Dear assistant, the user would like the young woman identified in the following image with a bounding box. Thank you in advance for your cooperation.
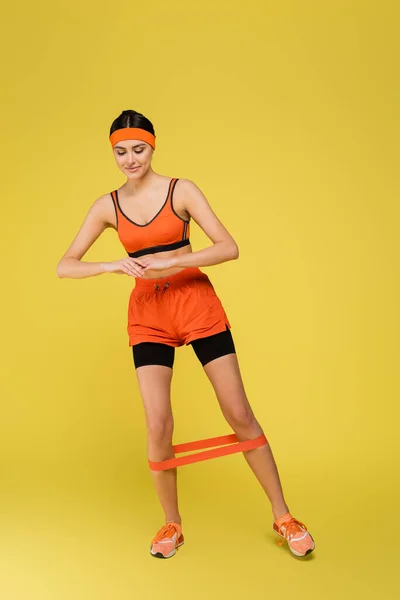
[57,109,315,560]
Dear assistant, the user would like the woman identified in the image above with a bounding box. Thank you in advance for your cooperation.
[57,109,315,560]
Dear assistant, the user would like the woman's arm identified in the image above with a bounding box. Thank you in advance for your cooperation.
[170,179,239,269]
[56,195,113,279]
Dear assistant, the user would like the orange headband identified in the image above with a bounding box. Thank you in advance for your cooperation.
[109,127,156,150]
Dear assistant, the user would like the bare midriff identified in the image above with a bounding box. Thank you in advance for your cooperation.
[138,242,194,279]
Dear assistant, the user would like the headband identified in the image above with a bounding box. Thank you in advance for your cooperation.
[109,127,156,150]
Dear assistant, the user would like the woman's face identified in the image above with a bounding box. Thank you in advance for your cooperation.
[113,140,154,178]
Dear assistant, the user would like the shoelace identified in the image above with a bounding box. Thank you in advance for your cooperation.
[154,282,171,294]
[276,517,308,547]
[152,522,181,544]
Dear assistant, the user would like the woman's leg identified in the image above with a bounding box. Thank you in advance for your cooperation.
[201,352,290,521]
[135,362,182,525]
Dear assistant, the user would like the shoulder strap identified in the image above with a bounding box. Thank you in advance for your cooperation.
[110,190,117,206]
[110,191,119,228]
[168,178,179,204]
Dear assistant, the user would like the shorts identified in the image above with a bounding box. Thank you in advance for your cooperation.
[128,266,232,346]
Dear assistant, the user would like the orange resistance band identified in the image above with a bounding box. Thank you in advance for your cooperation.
[148,432,268,471]
[109,128,156,150]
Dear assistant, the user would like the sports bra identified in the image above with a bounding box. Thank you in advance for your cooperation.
[110,178,191,259]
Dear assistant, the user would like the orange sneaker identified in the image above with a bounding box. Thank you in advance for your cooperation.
[273,513,315,557]
[150,522,184,559]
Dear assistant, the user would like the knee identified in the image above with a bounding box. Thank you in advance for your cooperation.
[147,415,174,446]
[224,404,256,430]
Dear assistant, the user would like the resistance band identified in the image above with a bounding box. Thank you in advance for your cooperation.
[148,432,268,471]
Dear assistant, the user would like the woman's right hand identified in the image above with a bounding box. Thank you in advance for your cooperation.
[103,257,147,277]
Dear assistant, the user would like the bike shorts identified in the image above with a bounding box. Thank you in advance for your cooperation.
[132,325,236,369]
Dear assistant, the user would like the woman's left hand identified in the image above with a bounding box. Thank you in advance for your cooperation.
[140,256,176,272]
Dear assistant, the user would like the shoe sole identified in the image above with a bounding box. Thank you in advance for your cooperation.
[150,539,184,559]
[274,530,315,557]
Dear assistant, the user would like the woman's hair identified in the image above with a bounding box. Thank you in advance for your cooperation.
[109,109,155,137]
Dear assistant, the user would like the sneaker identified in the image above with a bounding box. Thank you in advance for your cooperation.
[150,522,184,559]
[273,513,315,557]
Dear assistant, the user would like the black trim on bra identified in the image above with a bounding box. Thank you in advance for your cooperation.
[115,179,174,227]
[170,178,190,224]
[128,239,191,258]
[110,192,118,229]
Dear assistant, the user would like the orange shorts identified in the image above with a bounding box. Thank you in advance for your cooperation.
[127,267,231,347]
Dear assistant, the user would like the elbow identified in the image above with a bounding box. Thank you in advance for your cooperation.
[56,259,66,278]
[229,243,239,260]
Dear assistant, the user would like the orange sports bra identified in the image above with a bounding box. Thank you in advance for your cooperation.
[110,178,191,259]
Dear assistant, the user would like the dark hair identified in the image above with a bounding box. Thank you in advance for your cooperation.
[109,109,155,137]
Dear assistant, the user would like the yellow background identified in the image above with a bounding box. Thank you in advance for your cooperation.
[0,1,398,598]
